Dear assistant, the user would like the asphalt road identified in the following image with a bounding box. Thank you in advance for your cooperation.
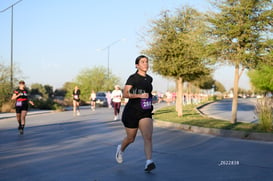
[199,98,258,123]
[1,105,273,181]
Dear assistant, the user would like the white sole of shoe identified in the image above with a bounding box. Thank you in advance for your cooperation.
[115,145,123,164]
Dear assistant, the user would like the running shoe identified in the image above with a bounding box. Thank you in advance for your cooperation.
[18,126,24,135]
[18,125,21,134]
[115,144,123,163]
[77,111,80,116]
[144,160,156,172]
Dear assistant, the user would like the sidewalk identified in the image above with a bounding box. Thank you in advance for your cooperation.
[0,103,166,120]
[0,110,53,120]
[198,98,258,123]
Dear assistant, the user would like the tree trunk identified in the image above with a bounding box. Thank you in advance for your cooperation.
[175,80,179,112]
[231,64,240,124]
[176,77,183,117]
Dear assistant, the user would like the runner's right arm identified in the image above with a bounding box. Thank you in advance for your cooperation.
[123,85,148,99]
[11,91,21,100]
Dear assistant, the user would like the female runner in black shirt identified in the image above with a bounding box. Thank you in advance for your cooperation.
[115,55,156,172]
[11,80,34,135]
[72,86,81,116]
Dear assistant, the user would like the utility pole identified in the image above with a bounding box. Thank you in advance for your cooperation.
[97,38,126,79]
[0,0,23,90]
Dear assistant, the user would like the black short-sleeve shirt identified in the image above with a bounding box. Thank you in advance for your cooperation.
[13,88,29,103]
[125,72,153,110]
[72,89,81,101]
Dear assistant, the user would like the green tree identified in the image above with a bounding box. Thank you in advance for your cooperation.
[30,83,60,110]
[143,7,211,116]
[44,85,54,99]
[248,64,273,93]
[63,81,77,104]
[0,63,22,111]
[54,88,67,97]
[193,75,226,96]
[207,0,273,123]
[193,75,215,90]
[0,63,12,108]
[72,66,120,101]
[30,83,48,99]
[214,81,226,93]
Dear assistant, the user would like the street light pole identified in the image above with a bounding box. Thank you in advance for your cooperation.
[98,38,126,79]
[107,46,110,78]
[0,0,23,90]
[10,5,14,90]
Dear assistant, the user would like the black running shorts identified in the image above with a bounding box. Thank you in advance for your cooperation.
[122,105,153,129]
[15,101,28,113]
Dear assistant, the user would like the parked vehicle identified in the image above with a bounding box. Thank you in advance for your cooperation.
[96,92,108,107]
[152,95,158,103]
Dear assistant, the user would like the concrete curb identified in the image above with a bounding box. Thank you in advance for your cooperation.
[0,110,53,120]
[154,120,273,142]
[195,101,215,115]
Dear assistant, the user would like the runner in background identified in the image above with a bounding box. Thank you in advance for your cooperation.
[111,85,123,120]
[90,90,96,111]
[11,80,34,135]
[106,91,112,109]
[72,86,81,116]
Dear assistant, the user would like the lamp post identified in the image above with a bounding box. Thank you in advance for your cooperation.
[0,0,23,90]
[97,38,126,79]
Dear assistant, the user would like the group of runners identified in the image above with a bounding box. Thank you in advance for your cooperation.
[71,85,123,120]
[11,55,156,172]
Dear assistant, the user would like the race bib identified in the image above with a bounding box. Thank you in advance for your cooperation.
[74,95,79,99]
[140,98,152,110]
[16,101,22,107]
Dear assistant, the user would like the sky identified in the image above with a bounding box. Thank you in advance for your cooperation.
[0,0,251,92]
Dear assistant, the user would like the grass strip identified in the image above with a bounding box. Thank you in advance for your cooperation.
[154,104,273,133]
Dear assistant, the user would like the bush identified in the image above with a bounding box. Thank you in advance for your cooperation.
[52,103,65,111]
[1,101,15,113]
[33,98,65,111]
[256,98,273,132]
[33,99,54,110]
[208,95,217,102]
[0,98,65,112]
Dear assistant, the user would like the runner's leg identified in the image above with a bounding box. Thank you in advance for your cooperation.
[73,100,76,114]
[16,113,21,127]
[120,127,138,152]
[114,102,118,116]
[76,101,80,115]
[139,118,153,160]
[139,117,156,171]
[117,102,121,115]
[77,101,80,111]
[20,110,27,128]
